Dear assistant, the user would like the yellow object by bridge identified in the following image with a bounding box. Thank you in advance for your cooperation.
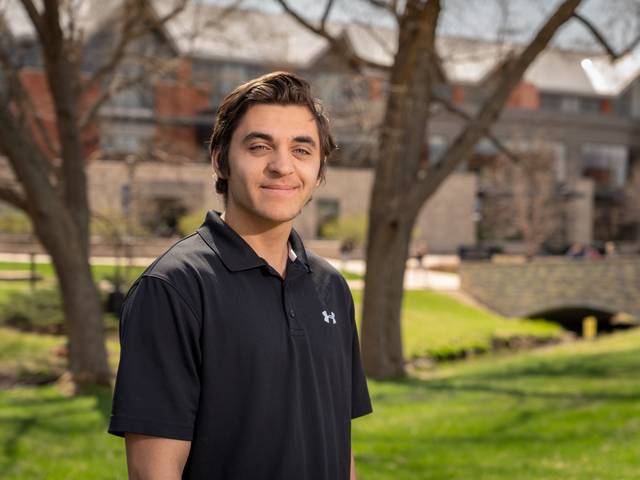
[582,316,598,340]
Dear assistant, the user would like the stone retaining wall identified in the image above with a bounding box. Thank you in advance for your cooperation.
[459,257,640,318]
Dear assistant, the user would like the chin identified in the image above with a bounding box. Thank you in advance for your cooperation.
[252,200,304,224]
[259,207,301,224]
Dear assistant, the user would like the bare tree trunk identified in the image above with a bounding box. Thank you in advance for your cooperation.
[59,264,111,387]
[0,99,110,389]
[32,207,111,388]
[0,0,190,390]
[361,209,416,377]
[360,0,441,378]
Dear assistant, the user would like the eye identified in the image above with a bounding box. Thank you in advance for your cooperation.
[249,144,269,152]
[293,148,311,156]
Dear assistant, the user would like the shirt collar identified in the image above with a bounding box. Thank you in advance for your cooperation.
[288,243,297,262]
[197,210,311,273]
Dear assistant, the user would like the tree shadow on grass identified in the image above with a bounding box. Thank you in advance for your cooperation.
[0,384,114,474]
[463,350,640,382]
[0,416,37,474]
[403,380,640,402]
[374,346,640,404]
[85,384,114,424]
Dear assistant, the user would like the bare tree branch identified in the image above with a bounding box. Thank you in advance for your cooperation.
[404,0,582,212]
[0,18,60,159]
[276,0,390,71]
[79,56,181,130]
[0,101,59,220]
[367,0,401,23]
[431,94,521,164]
[320,0,335,31]
[352,21,396,59]
[0,180,28,211]
[573,12,640,60]
[18,0,45,40]
[81,0,188,96]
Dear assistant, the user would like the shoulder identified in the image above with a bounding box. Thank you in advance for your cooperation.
[129,232,221,318]
[143,232,218,280]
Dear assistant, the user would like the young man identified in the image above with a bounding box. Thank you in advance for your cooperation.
[108,72,372,479]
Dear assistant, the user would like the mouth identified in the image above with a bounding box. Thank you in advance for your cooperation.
[260,185,300,193]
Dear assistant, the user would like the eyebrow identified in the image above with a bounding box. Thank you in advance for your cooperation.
[292,135,317,148]
[241,131,317,149]
[242,132,273,144]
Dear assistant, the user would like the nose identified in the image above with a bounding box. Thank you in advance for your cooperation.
[267,147,295,176]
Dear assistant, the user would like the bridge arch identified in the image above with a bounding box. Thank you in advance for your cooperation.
[459,257,640,326]
[526,305,619,334]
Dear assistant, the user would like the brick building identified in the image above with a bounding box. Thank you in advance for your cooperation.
[3,2,640,253]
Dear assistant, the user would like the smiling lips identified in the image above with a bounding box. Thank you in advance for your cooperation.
[260,184,299,192]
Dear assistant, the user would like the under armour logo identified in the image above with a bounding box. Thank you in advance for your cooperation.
[322,310,336,324]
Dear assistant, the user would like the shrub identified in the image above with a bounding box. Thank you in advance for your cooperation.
[0,288,65,334]
[177,209,209,236]
[0,287,120,335]
[319,214,368,246]
[0,204,32,234]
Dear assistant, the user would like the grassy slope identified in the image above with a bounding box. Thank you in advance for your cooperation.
[0,265,631,479]
[352,290,562,359]
[0,385,124,479]
[1,328,639,479]
[354,329,640,479]
[0,328,65,383]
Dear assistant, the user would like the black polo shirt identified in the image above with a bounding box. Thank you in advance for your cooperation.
[108,210,372,479]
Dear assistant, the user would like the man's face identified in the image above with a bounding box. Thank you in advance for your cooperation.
[216,104,322,226]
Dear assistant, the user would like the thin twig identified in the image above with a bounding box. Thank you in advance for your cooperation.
[573,12,640,60]
[431,93,520,164]
[276,0,390,71]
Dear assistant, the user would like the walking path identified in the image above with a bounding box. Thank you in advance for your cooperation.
[0,252,462,291]
[327,257,460,291]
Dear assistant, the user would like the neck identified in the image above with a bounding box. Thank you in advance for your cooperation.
[221,207,292,277]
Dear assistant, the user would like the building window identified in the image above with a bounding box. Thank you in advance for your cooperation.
[108,87,154,110]
[100,122,154,153]
[313,73,367,109]
[540,93,600,114]
[553,143,568,183]
[428,136,447,166]
[630,81,640,119]
[560,96,581,113]
[194,62,263,106]
[582,143,628,189]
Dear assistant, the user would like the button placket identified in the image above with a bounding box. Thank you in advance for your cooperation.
[283,279,304,337]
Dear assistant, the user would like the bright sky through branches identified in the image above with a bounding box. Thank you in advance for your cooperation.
[199,0,640,54]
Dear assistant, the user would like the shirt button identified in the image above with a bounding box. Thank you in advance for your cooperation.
[289,309,295,318]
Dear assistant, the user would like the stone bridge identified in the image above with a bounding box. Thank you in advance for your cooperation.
[459,257,640,325]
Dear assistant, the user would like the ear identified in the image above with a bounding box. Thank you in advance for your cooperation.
[314,159,324,188]
[211,148,226,179]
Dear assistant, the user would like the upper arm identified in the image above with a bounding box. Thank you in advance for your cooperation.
[108,275,202,441]
[125,433,192,480]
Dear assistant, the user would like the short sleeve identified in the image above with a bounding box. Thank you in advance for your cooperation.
[108,275,202,441]
[347,289,373,419]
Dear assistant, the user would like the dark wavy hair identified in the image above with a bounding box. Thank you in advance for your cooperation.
[208,71,336,201]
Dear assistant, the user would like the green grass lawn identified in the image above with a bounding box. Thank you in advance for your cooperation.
[0,273,632,479]
[353,328,640,479]
[341,270,364,281]
[0,328,66,384]
[1,328,639,479]
[0,261,146,287]
[352,290,562,360]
